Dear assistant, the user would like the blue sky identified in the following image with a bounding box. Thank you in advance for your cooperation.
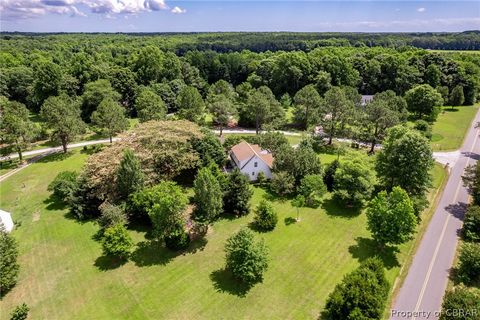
[1,1,479,32]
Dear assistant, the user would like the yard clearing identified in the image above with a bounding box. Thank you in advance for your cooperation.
[430,105,479,151]
[0,150,446,319]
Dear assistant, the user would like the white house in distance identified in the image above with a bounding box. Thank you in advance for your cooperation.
[0,209,14,233]
[229,141,273,181]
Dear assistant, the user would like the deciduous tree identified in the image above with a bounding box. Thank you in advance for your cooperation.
[91,98,129,143]
[135,87,167,122]
[224,228,269,285]
[101,224,133,260]
[405,84,443,120]
[449,85,465,107]
[333,157,376,207]
[361,90,408,153]
[298,174,326,207]
[0,100,35,161]
[366,187,417,248]
[40,94,85,153]
[81,79,121,121]
[376,126,433,197]
[146,181,188,245]
[325,257,389,320]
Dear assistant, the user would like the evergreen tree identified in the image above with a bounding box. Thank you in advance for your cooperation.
[177,86,205,124]
[193,167,223,227]
[224,168,253,216]
[9,303,29,320]
[116,149,144,200]
[253,200,278,231]
[0,224,19,296]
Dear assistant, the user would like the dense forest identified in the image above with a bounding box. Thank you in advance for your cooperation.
[1,32,480,157]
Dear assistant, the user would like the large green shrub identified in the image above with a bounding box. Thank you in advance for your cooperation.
[440,285,480,320]
[457,242,480,285]
[325,257,390,320]
[224,168,253,216]
[0,225,19,296]
[101,224,134,260]
[47,170,79,201]
[225,228,269,285]
[253,200,278,231]
[464,205,480,242]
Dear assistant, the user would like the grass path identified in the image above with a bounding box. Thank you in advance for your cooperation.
[0,151,446,319]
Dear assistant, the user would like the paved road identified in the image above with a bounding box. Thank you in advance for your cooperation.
[0,138,118,161]
[0,139,116,182]
[390,108,480,320]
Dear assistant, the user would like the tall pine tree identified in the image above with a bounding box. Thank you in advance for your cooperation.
[224,168,253,216]
[116,149,144,200]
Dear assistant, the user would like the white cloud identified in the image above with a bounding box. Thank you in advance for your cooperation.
[171,6,186,14]
[417,7,426,12]
[0,0,170,20]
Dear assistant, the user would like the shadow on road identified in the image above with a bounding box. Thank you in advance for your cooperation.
[445,202,468,221]
[461,151,480,161]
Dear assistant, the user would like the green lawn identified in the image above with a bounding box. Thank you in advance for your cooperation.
[430,105,479,151]
[0,150,446,319]
[221,132,305,146]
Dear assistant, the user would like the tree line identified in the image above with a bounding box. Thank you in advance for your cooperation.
[2,31,480,53]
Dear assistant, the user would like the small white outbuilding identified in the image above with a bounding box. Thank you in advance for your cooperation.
[0,209,14,233]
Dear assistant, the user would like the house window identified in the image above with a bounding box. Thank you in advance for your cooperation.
[254,162,258,167]
[252,172,255,176]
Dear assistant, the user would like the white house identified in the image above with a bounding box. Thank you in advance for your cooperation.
[0,209,14,233]
[229,141,273,181]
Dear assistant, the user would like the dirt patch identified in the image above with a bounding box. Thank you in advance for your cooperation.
[32,210,40,222]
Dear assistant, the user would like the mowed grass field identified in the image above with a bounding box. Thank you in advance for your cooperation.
[0,149,446,319]
[430,105,479,151]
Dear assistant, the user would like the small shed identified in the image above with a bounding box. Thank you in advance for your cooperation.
[0,209,14,233]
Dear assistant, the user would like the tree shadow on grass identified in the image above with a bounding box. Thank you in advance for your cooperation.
[37,151,73,163]
[209,268,252,298]
[322,198,362,219]
[131,237,208,267]
[43,194,68,211]
[94,255,128,271]
[247,221,272,233]
[131,240,178,267]
[348,237,400,269]
[284,217,297,226]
